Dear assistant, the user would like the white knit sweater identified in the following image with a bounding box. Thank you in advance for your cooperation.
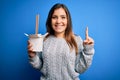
[29,35,95,80]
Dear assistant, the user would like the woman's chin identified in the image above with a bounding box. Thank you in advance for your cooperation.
[54,30,65,34]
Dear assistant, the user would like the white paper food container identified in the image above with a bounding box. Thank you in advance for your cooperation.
[29,34,43,52]
[24,33,48,52]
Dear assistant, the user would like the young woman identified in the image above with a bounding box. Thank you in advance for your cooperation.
[28,3,95,80]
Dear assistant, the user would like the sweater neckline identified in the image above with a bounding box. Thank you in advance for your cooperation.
[50,35,65,40]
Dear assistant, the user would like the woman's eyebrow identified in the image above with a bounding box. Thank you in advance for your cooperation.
[60,15,67,17]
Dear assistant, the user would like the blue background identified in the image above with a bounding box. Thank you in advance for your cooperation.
[0,0,120,80]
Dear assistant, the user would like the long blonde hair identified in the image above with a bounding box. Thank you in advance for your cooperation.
[46,3,78,55]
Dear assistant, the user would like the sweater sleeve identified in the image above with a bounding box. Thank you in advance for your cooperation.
[75,36,95,74]
[29,52,43,70]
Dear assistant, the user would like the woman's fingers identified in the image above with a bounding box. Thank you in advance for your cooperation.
[88,37,94,45]
[84,27,94,45]
[28,43,32,49]
[27,41,34,52]
[83,37,94,45]
[85,27,89,40]
[27,41,36,58]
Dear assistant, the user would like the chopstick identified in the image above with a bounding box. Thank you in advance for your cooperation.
[35,14,39,35]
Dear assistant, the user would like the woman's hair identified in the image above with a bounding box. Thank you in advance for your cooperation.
[46,3,78,55]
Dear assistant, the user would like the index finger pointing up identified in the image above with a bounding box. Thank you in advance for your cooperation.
[86,27,89,39]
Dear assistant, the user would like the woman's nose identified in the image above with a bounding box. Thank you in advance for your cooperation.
[56,17,62,23]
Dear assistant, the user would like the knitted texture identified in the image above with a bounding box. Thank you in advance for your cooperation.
[29,35,95,80]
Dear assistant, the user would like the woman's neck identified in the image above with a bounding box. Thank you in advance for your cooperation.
[54,32,65,38]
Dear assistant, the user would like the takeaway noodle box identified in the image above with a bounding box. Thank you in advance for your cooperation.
[24,33,47,52]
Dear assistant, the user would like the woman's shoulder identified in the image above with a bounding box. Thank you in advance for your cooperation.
[73,34,83,42]
[44,33,52,41]
[73,34,83,50]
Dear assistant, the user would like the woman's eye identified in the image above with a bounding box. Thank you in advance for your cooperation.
[52,16,57,19]
[62,16,66,19]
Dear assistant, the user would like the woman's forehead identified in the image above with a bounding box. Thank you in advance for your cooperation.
[53,8,66,15]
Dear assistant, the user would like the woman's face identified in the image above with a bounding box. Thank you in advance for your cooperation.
[51,8,67,35]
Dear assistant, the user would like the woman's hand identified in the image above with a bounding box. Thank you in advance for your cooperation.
[83,27,94,45]
[27,41,36,58]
